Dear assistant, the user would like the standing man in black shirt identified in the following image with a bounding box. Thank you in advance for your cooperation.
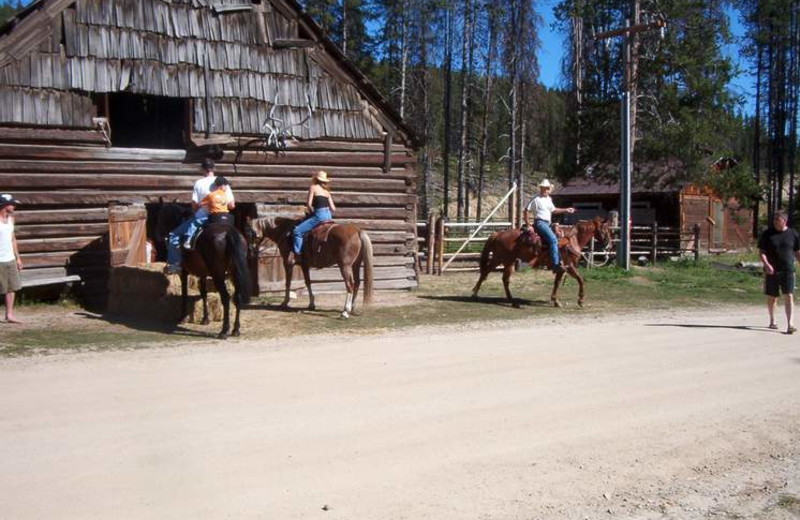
[758,210,800,334]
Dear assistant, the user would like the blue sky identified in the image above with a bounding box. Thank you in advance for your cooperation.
[536,0,755,115]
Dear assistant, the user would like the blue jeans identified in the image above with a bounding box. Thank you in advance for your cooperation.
[534,219,560,267]
[167,215,208,266]
[293,208,332,254]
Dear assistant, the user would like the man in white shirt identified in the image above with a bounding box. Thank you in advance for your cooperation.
[165,158,235,274]
[523,179,575,274]
[0,194,22,323]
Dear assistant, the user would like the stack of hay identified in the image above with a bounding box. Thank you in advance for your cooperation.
[107,263,224,323]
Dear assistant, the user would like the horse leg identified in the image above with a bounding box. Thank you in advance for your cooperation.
[199,277,210,325]
[471,259,501,298]
[551,270,566,308]
[339,264,355,319]
[566,262,585,307]
[180,271,189,322]
[351,260,362,314]
[502,263,519,308]
[232,299,241,337]
[212,273,230,340]
[281,257,293,308]
[301,263,315,311]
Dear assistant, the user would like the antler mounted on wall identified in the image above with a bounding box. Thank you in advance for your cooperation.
[261,92,314,150]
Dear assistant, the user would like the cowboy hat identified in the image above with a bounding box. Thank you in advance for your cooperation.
[0,193,20,208]
[539,179,552,189]
[314,171,330,184]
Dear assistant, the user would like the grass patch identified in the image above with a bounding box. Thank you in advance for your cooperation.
[777,494,800,514]
[0,328,172,357]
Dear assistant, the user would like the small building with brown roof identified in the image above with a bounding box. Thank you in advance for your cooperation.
[552,163,754,252]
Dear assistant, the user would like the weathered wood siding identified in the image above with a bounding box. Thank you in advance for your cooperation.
[0,0,386,139]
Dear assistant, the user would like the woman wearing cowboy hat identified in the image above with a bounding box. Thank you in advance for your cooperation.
[291,171,336,262]
[523,179,575,274]
[0,194,23,323]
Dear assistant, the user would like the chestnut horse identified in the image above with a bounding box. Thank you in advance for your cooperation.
[471,216,612,308]
[250,216,373,318]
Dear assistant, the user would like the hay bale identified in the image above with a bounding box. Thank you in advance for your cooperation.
[107,263,226,324]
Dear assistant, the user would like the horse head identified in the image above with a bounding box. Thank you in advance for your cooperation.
[593,216,613,251]
[249,216,297,252]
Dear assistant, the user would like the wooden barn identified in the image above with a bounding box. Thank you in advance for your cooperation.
[553,167,754,252]
[0,0,418,302]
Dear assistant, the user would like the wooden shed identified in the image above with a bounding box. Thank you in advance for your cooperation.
[0,0,418,301]
[553,170,754,252]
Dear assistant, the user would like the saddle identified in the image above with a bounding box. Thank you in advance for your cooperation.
[306,221,336,255]
[518,224,541,247]
[187,213,234,249]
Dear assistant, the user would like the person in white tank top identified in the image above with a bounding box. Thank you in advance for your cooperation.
[0,193,23,323]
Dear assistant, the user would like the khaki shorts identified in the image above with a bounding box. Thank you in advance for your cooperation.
[0,260,21,294]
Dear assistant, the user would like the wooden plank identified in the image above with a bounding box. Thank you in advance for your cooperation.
[15,223,109,239]
[13,208,109,224]
[19,250,109,268]
[17,236,103,253]
[0,127,107,145]
[0,144,186,162]
[0,173,409,192]
[11,190,415,206]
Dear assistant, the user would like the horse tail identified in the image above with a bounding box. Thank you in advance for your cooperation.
[359,230,374,305]
[479,234,495,273]
[227,230,252,306]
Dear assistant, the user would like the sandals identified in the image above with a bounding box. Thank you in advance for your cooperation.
[768,323,779,330]
[788,326,797,335]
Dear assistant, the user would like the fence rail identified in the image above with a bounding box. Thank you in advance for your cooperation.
[416,216,701,274]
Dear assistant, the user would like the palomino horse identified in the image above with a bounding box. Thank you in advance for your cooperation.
[250,216,373,318]
[471,216,612,308]
[156,203,252,339]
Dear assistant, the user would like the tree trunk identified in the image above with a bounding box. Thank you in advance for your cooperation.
[456,0,473,221]
[443,6,453,218]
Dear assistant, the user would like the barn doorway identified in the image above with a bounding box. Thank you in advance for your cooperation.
[106,93,189,149]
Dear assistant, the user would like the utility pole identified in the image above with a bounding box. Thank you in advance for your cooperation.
[594,10,665,270]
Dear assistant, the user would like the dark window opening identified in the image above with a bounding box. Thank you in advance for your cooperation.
[106,93,189,149]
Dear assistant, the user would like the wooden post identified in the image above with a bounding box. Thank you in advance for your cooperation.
[651,221,658,264]
[589,237,595,268]
[436,217,445,275]
[425,212,435,275]
[693,223,700,263]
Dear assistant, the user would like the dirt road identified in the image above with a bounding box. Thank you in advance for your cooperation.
[1,306,799,519]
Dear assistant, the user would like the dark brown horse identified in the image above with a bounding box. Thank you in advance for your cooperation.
[250,216,373,318]
[471,217,612,308]
[156,204,252,339]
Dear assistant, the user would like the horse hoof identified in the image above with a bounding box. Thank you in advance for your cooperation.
[471,292,478,300]
[217,332,228,340]
[232,330,240,337]
[578,301,584,308]
[552,301,562,308]
[340,311,350,319]
[512,301,521,309]
[200,318,210,326]
[308,304,316,311]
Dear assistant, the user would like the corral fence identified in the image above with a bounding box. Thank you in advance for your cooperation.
[416,215,701,274]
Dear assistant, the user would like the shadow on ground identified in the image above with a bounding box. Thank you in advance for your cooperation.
[76,312,215,339]
[646,323,781,333]
[418,294,548,308]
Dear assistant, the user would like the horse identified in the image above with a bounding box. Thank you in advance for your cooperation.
[249,216,373,318]
[471,216,613,308]
[155,203,252,339]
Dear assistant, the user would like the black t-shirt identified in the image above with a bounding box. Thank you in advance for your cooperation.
[758,227,800,272]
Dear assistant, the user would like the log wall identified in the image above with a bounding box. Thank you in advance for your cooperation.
[4,134,418,300]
